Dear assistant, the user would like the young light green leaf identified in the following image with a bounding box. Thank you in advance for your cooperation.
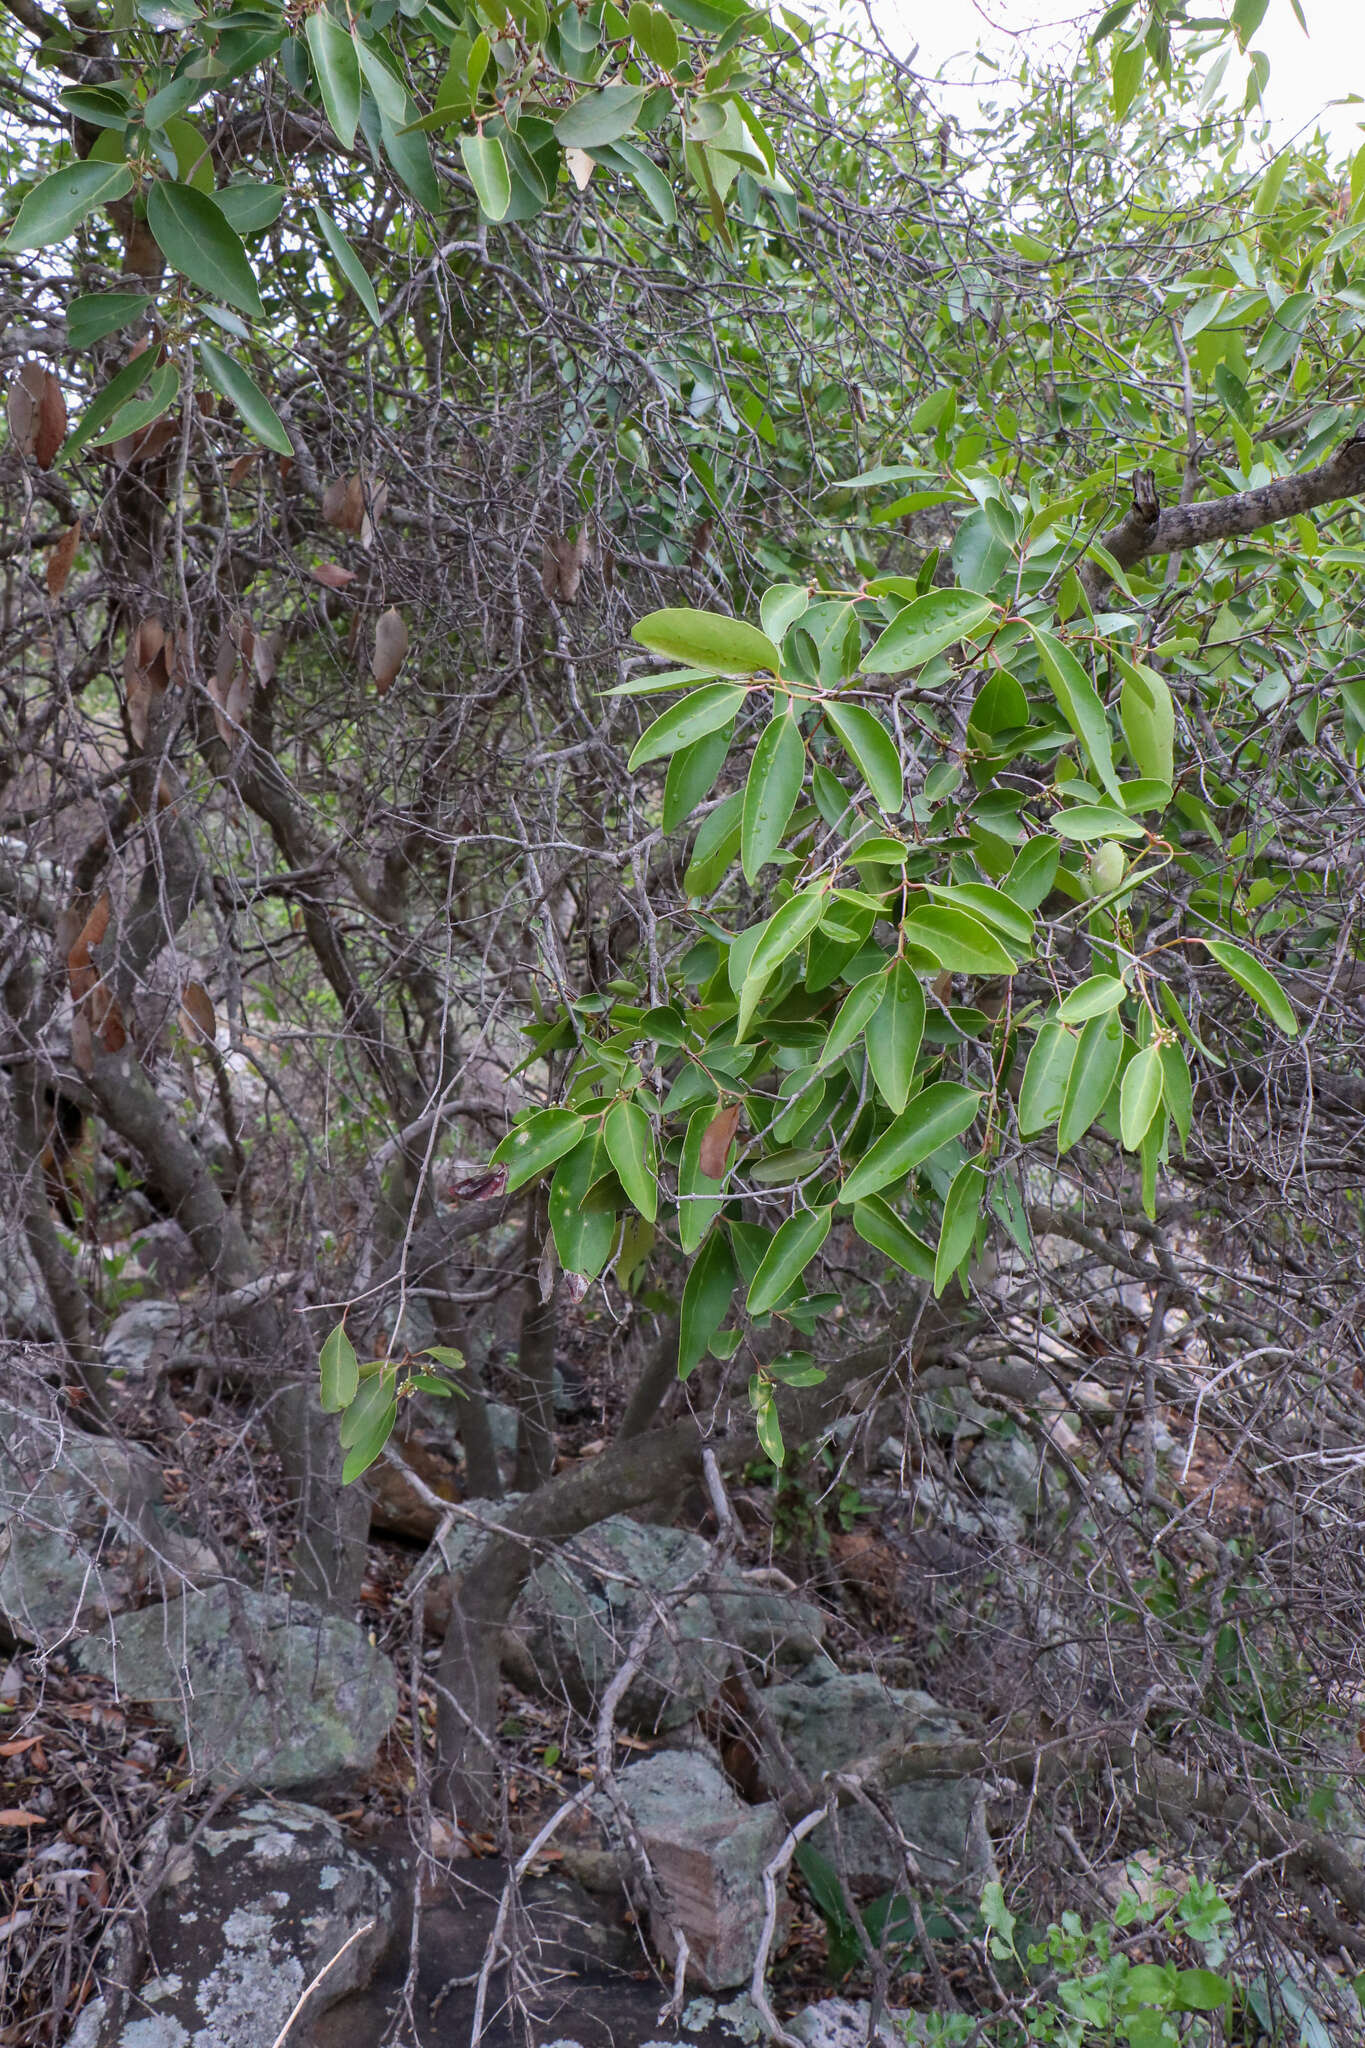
[1057,974,1127,1023]
[633,608,780,674]
[1052,803,1145,841]
[147,182,265,319]
[741,710,805,881]
[852,1194,935,1280]
[1205,939,1298,1035]
[753,1382,785,1465]
[822,700,903,811]
[1025,622,1121,801]
[312,204,383,323]
[490,1107,586,1192]
[318,1322,359,1412]
[4,161,133,251]
[817,973,886,1070]
[863,588,995,673]
[934,1159,985,1295]
[604,1097,657,1222]
[1018,1017,1074,1136]
[629,684,746,770]
[679,1229,736,1377]
[460,133,512,222]
[901,906,1016,975]
[198,340,292,455]
[760,582,810,641]
[840,1083,982,1203]
[1057,1010,1123,1152]
[1120,1042,1163,1150]
[864,959,925,1113]
[747,1205,832,1315]
[305,9,361,148]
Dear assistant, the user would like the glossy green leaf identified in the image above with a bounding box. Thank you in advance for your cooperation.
[737,890,828,1036]
[1057,1010,1124,1153]
[318,1322,359,1413]
[1018,1017,1074,1135]
[4,161,133,251]
[490,1107,585,1192]
[741,710,805,881]
[863,588,995,673]
[548,1133,616,1278]
[213,182,286,236]
[1004,836,1060,910]
[66,292,150,351]
[306,9,361,145]
[1120,1042,1163,1150]
[678,1229,735,1377]
[147,181,264,318]
[934,1159,984,1295]
[312,204,383,323]
[198,340,292,455]
[1118,656,1175,787]
[339,1368,396,1449]
[633,608,780,674]
[678,1101,733,1253]
[633,683,750,773]
[663,725,731,831]
[85,362,180,447]
[683,786,743,896]
[924,883,1034,952]
[1025,622,1121,801]
[840,1083,982,1203]
[64,353,159,460]
[1057,975,1127,1023]
[604,1097,657,1222]
[851,1195,935,1280]
[901,906,1016,975]
[747,1206,832,1314]
[1159,1038,1193,1146]
[753,1383,785,1465]
[817,973,886,1070]
[460,132,512,222]
[1053,803,1145,841]
[822,700,903,811]
[340,1392,397,1482]
[1205,939,1298,1035]
[555,84,647,148]
[865,959,924,1113]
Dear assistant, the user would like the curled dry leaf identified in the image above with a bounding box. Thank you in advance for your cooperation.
[87,979,127,1054]
[311,562,356,590]
[179,979,216,1047]
[209,621,254,744]
[46,517,81,598]
[7,361,66,469]
[446,1164,508,1204]
[540,531,590,605]
[227,450,258,489]
[698,1102,740,1181]
[323,473,366,533]
[564,146,595,191]
[121,412,179,468]
[70,1008,95,1076]
[124,617,175,747]
[372,605,408,694]
[251,627,282,688]
[67,890,111,1002]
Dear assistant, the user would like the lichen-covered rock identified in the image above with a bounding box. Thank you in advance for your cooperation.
[789,1999,911,2048]
[76,1584,398,1789]
[67,1799,391,2048]
[759,1669,995,1894]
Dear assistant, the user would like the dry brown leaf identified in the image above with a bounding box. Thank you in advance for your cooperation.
[311,562,356,589]
[251,628,282,688]
[179,979,216,1046]
[541,531,590,605]
[564,146,594,190]
[323,473,366,533]
[46,518,81,598]
[70,1008,95,1075]
[698,1102,739,1181]
[0,1736,41,1758]
[7,362,65,469]
[68,891,111,995]
[124,617,172,747]
[123,412,179,467]
[372,605,408,694]
[0,1809,46,1828]
[87,979,127,1054]
[227,450,258,489]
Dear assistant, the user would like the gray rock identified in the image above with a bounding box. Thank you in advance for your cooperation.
[0,1242,54,1342]
[0,1399,170,1644]
[760,1670,995,1894]
[965,1429,1049,1517]
[76,1584,398,1789]
[595,1748,789,1991]
[102,1299,186,1382]
[790,1999,910,2048]
[67,1799,391,2048]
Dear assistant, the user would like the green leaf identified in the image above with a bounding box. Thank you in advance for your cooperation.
[934,1159,984,1295]
[760,582,809,641]
[355,40,440,210]
[548,1134,617,1279]
[1205,939,1298,1035]
[198,340,292,455]
[629,684,747,770]
[143,75,204,128]
[768,1351,825,1387]
[863,588,995,673]
[460,132,512,222]
[340,1395,397,1482]
[147,181,265,318]
[592,137,676,225]
[1118,656,1175,787]
[1018,1017,1074,1136]
[747,1206,832,1314]
[633,608,780,674]
[63,353,159,460]
[490,1107,585,1192]
[663,725,730,831]
[1173,1970,1231,2013]
[1052,804,1146,841]
[678,1102,733,1254]
[1159,1038,1193,1147]
[753,1383,785,1465]
[66,292,151,351]
[1057,975,1127,1023]
[852,1194,935,1279]
[339,1368,396,1449]
[1120,1043,1163,1150]
[319,1322,359,1412]
[840,1083,982,1204]
[684,786,742,897]
[4,160,134,251]
[741,710,805,881]
[923,883,1034,953]
[213,182,286,236]
[311,203,382,323]
[738,890,828,1036]
[1057,1010,1124,1153]
[85,361,180,447]
[822,700,903,811]
[901,906,1016,975]
[1004,836,1060,911]
[817,973,886,1070]
[865,959,924,1113]
[678,1229,736,1377]
[604,1097,657,1222]
[1025,622,1121,801]
[555,83,647,148]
